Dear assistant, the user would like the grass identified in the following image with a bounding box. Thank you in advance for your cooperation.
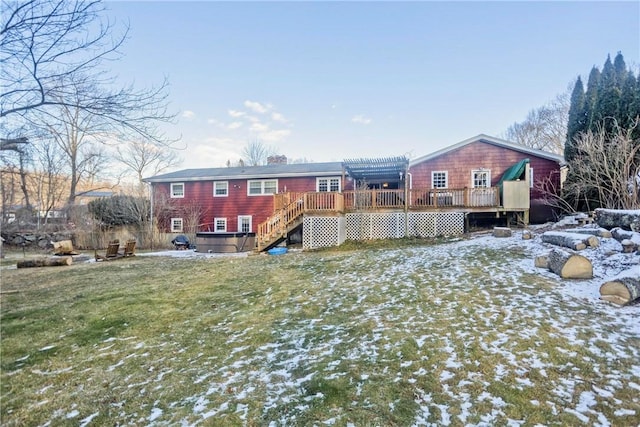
[1,237,639,426]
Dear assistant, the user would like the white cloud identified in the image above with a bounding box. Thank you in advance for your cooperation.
[260,129,291,142]
[244,100,270,114]
[227,121,243,130]
[188,138,243,168]
[182,110,195,119]
[250,122,270,133]
[207,118,223,126]
[271,112,287,123]
[247,120,291,142]
[228,109,245,118]
[352,114,372,125]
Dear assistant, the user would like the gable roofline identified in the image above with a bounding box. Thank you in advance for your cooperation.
[142,162,344,183]
[409,134,566,167]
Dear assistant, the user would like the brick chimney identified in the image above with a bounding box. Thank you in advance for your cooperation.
[267,155,287,165]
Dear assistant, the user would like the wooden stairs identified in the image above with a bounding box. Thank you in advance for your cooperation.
[256,194,306,252]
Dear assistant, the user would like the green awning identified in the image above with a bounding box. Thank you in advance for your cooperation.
[498,158,529,187]
[498,158,529,201]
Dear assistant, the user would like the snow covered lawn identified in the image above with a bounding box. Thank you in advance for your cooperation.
[1,230,638,426]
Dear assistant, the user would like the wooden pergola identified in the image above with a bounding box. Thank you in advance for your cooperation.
[342,156,409,188]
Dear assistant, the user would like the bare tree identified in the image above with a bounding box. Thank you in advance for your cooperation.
[1,0,177,143]
[503,86,571,155]
[115,138,181,195]
[29,81,111,205]
[30,138,67,225]
[241,139,277,166]
[1,0,123,118]
[0,165,19,221]
[567,123,639,210]
[181,201,207,235]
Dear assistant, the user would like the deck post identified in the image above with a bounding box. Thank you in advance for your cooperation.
[404,181,409,237]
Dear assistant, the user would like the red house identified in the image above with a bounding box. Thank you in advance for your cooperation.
[144,160,347,242]
[408,134,565,224]
[143,135,565,251]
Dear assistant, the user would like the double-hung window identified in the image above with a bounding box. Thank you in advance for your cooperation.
[171,183,184,198]
[432,171,448,189]
[248,179,278,196]
[214,218,227,232]
[214,181,228,197]
[317,177,341,192]
[171,218,183,232]
[472,170,491,188]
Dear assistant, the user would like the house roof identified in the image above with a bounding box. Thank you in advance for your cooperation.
[343,156,409,182]
[409,134,566,167]
[143,162,344,183]
[75,190,114,198]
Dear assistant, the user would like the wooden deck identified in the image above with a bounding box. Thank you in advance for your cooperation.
[257,188,510,251]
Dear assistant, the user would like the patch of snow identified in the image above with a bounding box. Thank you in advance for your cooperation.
[65,410,79,419]
[79,412,99,427]
[148,407,162,422]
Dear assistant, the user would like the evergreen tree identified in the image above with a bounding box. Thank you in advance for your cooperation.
[562,52,639,211]
[583,66,601,131]
[613,51,627,83]
[620,71,638,131]
[565,76,585,161]
[595,54,621,135]
[633,73,640,141]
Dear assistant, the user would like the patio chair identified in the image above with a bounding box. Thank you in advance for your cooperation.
[121,239,137,257]
[95,240,122,261]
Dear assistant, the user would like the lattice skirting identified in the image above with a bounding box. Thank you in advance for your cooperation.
[407,212,464,237]
[303,212,464,249]
[302,216,346,250]
[345,212,405,240]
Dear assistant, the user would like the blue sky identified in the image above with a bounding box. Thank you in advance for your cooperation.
[105,1,639,170]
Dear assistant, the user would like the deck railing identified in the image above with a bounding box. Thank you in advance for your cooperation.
[257,187,501,249]
[407,188,499,209]
[303,191,345,211]
[341,187,499,210]
[343,189,406,210]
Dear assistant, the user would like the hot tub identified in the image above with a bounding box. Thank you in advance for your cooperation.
[195,232,256,253]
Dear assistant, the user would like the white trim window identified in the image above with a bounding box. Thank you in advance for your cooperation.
[170,183,184,198]
[472,170,491,188]
[214,181,229,197]
[248,179,278,196]
[238,215,252,233]
[214,217,227,232]
[317,177,341,192]
[171,218,183,232]
[432,171,448,189]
